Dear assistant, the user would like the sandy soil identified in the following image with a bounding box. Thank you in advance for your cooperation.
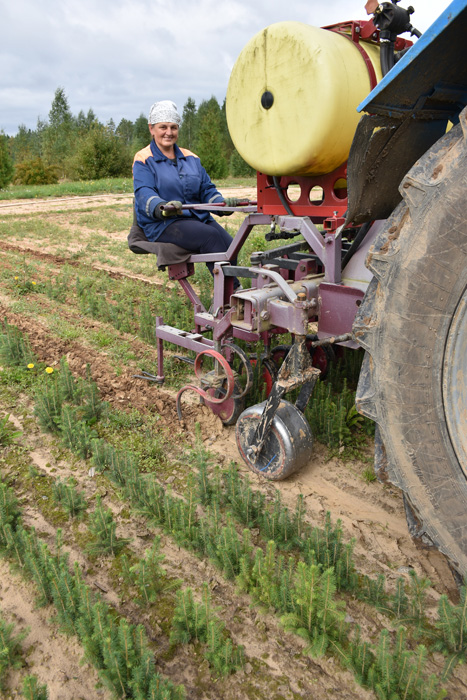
[0,192,465,700]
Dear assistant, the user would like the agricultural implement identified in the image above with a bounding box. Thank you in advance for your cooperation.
[130,1,467,574]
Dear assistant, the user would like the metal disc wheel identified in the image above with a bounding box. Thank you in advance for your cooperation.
[206,380,245,426]
[353,109,467,575]
[235,400,314,480]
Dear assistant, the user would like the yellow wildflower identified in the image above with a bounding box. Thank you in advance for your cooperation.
[45,367,54,374]
[27,363,35,369]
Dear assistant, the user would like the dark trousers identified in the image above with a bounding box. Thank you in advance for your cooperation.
[157,218,237,277]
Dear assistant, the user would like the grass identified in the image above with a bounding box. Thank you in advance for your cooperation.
[0,177,134,200]
[0,176,256,201]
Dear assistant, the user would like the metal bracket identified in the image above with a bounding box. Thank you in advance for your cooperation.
[247,335,320,463]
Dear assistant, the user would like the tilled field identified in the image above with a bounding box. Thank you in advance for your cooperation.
[0,192,466,700]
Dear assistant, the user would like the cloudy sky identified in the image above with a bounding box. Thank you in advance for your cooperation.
[1,0,449,135]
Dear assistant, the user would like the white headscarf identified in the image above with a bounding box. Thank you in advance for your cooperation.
[148,100,181,125]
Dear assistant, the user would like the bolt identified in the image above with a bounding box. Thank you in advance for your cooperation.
[260,310,270,321]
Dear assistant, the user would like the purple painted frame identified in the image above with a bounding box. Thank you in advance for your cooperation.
[154,207,372,383]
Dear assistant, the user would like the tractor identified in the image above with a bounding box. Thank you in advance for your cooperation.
[129,1,467,575]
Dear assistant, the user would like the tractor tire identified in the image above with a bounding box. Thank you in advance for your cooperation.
[353,108,467,575]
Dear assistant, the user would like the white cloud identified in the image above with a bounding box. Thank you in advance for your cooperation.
[0,0,450,134]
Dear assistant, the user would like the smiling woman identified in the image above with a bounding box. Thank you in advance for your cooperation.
[131,99,241,281]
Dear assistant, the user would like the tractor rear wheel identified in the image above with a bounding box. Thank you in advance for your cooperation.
[353,109,467,575]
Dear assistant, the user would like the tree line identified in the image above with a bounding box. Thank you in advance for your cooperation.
[0,87,254,188]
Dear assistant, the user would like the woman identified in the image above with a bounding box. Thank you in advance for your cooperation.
[132,100,239,278]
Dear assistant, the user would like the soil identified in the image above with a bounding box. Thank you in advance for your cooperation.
[0,191,466,700]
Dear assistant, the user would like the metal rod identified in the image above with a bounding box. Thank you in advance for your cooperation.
[310,333,353,347]
[160,201,256,211]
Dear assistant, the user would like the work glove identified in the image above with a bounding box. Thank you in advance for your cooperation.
[216,196,242,216]
[161,200,183,217]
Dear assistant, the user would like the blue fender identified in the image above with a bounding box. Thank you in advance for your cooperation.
[346,0,467,225]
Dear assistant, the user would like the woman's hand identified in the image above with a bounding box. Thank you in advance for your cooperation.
[161,201,183,217]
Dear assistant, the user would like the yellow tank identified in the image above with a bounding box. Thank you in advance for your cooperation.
[226,21,382,176]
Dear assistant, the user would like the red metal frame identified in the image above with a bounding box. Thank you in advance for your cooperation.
[256,165,348,221]
[322,18,413,51]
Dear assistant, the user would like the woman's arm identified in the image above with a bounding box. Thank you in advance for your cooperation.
[133,157,166,220]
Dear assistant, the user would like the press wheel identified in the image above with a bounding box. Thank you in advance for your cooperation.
[235,400,313,480]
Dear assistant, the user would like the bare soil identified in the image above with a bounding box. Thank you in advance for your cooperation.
[0,192,465,700]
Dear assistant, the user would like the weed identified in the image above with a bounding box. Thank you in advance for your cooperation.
[0,414,21,446]
[362,465,377,483]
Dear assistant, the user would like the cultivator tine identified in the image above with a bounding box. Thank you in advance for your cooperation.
[174,355,195,365]
[132,370,164,384]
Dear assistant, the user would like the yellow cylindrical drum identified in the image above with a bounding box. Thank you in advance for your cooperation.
[226,21,382,176]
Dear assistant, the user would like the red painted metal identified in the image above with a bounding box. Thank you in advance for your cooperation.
[332,28,378,90]
[256,164,348,220]
[323,19,413,51]
[176,348,235,420]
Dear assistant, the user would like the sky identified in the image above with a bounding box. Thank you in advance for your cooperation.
[1,0,449,136]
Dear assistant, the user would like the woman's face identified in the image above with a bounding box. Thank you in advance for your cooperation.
[149,122,179,153]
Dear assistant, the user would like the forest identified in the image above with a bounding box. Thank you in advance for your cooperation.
[0,87,254,189]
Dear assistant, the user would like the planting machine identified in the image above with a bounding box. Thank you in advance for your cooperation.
[130,1,467,574]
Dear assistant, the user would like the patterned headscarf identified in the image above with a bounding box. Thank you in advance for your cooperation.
[148,100,181,125]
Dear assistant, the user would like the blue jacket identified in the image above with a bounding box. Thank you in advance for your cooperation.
[133,140,224,241]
